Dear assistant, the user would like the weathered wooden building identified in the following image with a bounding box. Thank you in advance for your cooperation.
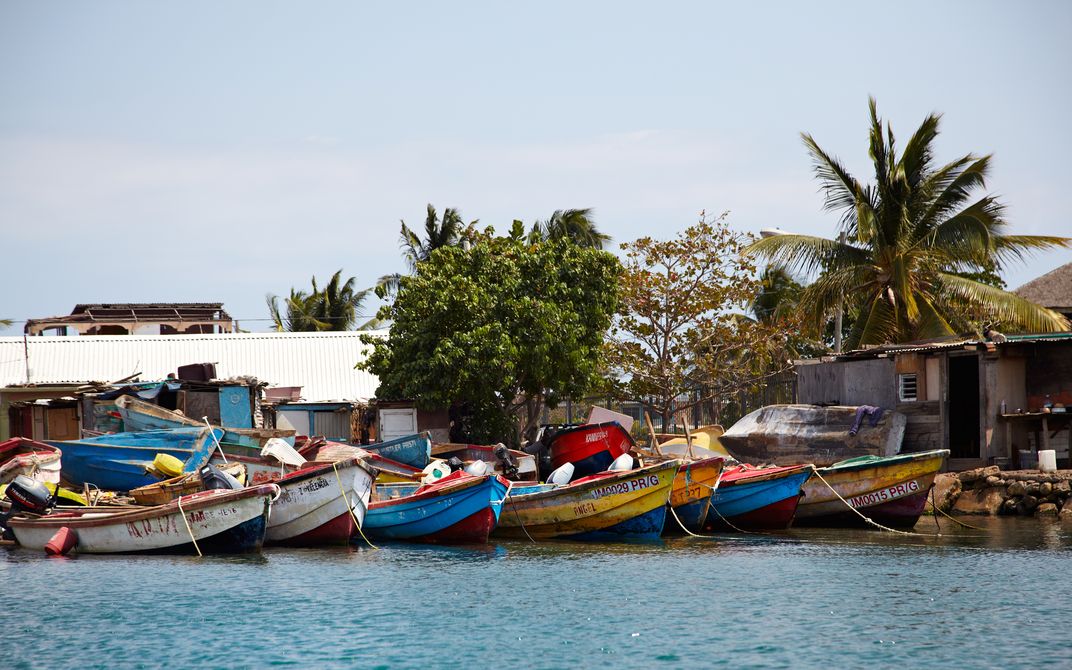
[796,333,1072,470]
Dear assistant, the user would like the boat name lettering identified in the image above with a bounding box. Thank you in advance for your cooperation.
[573,502,597,516]
[298,478,331,495]
[584,431,608,444]
[591,474,661,499]
[848,480,920,508]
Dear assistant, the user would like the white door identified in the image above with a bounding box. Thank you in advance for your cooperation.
[379,408,417,441]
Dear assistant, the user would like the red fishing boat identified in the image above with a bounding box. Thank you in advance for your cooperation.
[545,422,634,479]
[0,438,62,486]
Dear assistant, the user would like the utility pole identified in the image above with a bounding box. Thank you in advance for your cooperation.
[834,230,847,354]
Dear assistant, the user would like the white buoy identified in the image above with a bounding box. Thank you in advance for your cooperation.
[546,462,574,485]
[1039,449,1057,473]
[608,453,633,472]
[464,460,491,476]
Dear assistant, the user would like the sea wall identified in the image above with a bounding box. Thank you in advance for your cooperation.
[931,467,1072,519]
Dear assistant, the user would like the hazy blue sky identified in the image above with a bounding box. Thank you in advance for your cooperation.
[2,1,1069,333]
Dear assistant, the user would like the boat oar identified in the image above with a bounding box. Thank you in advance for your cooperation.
[202,417,228,464]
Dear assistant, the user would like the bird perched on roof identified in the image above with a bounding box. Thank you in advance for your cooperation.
[983,326,1007,343]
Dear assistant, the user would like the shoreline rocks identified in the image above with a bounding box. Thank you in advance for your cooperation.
[929,468,1072,519]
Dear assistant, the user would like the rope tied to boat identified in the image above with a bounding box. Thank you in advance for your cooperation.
[809,469,931,537]
[332,461,378,550]
[176,496,203,557]
[928,485,986,531]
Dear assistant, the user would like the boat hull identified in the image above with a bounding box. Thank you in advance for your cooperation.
[708,465,813,530]
[664,457,723,535]
[361,433,433,469]
[49,428,221,491]
[0,438,62,486]
[9,484,278,554]
[493,460,679,541]
[114,395,294,451]
[547,422,634,478]
[365,473,510,544]
[795,450,949,528]
[266,458,375,546]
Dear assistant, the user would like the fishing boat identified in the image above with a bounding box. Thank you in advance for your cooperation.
[656,425,732,459]
[364,470,511,544]
[265,457,376,546]
[795,449,949,528]
[7,484,279,555]
[707,464,814,530]
[544,421,635,479]
[313,442,423,483]
[0,438,62,485]
[114,395,295,451]
[663,456,724,534]
[129,462,247,506]
[431,442,538,480]
[719,404,906,466]
[48,428,223,492]
[492,460,679,541]
[360,432,432,469]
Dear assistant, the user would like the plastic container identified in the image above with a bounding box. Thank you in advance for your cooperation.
[464,460,491,476]
[1038,449,1057,473]
[546,462,574,486]
[421,459,451,485]
[153,453,184,478]
[1019,450,1038,470]
[608,453,634,472]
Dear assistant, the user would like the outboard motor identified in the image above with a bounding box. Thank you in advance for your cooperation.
[492,443,519,479]
[0,475,56,540]
[199,463,243,491]
[446,456,465,472]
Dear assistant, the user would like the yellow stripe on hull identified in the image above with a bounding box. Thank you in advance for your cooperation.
[493,460,679,540]
[669,458,723,509]
[798,450,947,519]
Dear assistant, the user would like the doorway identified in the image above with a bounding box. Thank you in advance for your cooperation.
[947,355,981,459]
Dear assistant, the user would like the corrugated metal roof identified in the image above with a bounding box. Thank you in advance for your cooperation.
[835,332,1072,359]
[0,331,385,402]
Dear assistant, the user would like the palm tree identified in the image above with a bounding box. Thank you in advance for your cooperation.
[747,98,1070,348]
[377,204,476,296]
[751,266,803,325]
[529,208,611,249]
[267,270,375,331]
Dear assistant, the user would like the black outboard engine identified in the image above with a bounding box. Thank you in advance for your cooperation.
[492,443,519,479]
[446,456,465,472]
[0,475,56,540]
[199,463,243,491]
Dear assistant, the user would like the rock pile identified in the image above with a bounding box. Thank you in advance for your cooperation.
[930,466,1072,519]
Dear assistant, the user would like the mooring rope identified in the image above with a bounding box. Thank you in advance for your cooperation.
[333,462,377,549]
[927,485,986,531]
[176,496,203,557]
[809,469,929,537]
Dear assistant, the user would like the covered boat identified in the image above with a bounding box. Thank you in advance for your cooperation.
[545,422,634,479]
[266,457,377,546]
[707,464,814,530]
[719,404,906,467]
[8,484,279,554]
[493,460,679,541]
[795,449,949,528]
[365,471,511,544]
[49,428,223,491]
[0,438,62,485]
[360,433,432,469]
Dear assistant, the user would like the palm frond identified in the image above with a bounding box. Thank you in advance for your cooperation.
[745,234,869,277]
[938,273,1071,333]
[855,294,900,346]
[990,234,1072,267]
[898,111,941,189]
[801,132,869,237]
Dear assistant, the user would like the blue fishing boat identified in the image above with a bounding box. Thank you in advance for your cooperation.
[707,463,814,530]
[364,471,511,543]
[114,395,294,451]
[48,428,223,492]
[361,432,432,469]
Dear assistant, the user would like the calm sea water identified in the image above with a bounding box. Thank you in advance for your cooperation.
[3,517,1070,669]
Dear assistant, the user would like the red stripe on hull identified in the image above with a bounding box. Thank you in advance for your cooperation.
[795,488,932,528]
[549,423,632,470]
[707,494,801,531]
[415,508,498,545]
[272,511,356,547]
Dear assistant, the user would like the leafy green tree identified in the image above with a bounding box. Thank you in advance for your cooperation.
[362,229,621,445]
[267,270,374,331]
[608,212,791,430]
[526,208,611,249]
[748,98,1070,347]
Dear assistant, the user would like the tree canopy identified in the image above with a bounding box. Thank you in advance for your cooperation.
[361,228,621,445]
[266,270,374,331]
[747,98,1070,348]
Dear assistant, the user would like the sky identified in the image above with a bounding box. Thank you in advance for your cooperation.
[1,1,1070,334]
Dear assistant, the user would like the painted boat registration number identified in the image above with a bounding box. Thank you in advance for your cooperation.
[592,474,660,499]
[848,479,920,508]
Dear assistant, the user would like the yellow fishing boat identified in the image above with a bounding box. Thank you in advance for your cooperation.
[664,456,724,534]
[493,460,679,541]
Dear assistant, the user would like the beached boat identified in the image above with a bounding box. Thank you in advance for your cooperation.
[48,428,223,491]
[707,464,814,530]
[0,438,62,485]
[314,441,423,483]
[431,442,538,480]
[266,457,376,546]
[656,425,732,459]
[663,456,724,534]
[8,484,279,554]
[365,471,511,544]
[795,449,949,528]
[114,395,295,451]
[492,460,679,541]
[545,422,634,479]
[719,404,906,467]
[360,433,432,469]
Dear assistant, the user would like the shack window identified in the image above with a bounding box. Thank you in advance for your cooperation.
[898,373,918,402]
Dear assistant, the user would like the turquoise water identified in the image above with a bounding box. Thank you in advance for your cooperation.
[3,517,1071,669]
